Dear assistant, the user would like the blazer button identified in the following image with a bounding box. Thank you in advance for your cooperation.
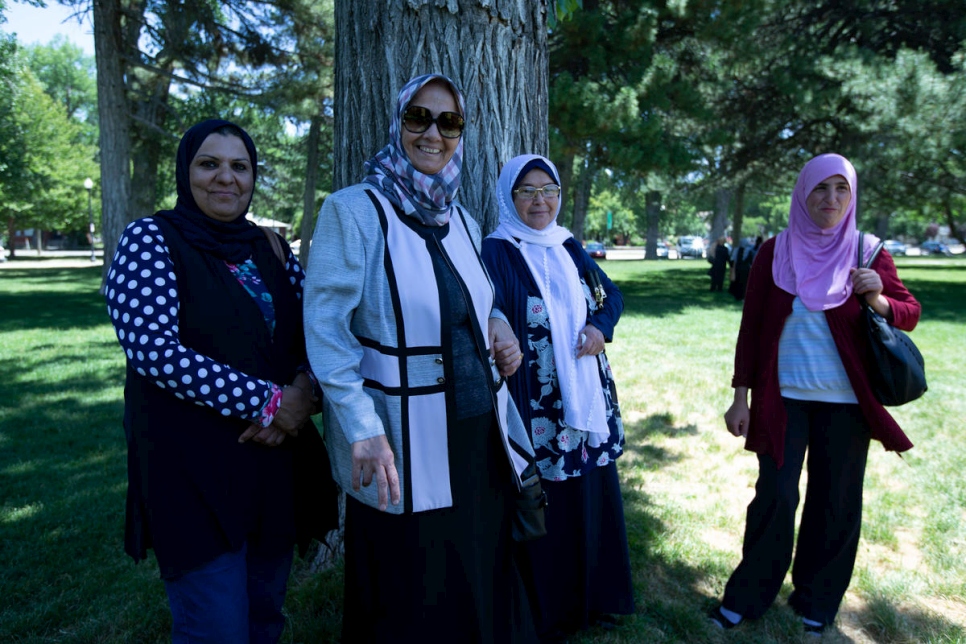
[435,358,443,364]
[437,377,445,384]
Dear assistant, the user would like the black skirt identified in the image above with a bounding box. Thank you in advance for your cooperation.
[516,462,635,638]
[341,412,537,644]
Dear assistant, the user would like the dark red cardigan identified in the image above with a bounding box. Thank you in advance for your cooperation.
[732,237,921,468]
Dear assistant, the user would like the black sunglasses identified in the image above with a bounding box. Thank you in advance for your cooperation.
[402,106,465,139]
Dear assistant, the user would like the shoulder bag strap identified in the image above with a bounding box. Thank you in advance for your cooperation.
[260,227,286,266]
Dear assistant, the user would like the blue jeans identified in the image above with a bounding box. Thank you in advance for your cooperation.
[163,541,294,644]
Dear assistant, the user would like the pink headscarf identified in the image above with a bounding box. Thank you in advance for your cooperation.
[772,153,879,311]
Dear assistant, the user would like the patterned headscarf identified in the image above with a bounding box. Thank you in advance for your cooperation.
[772,153,879,311]
[364,74,465,226]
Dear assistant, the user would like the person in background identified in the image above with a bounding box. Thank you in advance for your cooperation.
[709,153,920,637]
[303,74,539,643]
[709,236,731,292]
[482,154,635,643]
[105,119,338,643]
[729,236,761,301]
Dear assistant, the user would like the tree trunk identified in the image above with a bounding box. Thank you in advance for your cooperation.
[128,70,174,233]
[570,155,595,242]
[334,0,550,234]
[730,182,746,244]
[943,197,965,246]
[299,114,323,268]
[5,217,15,259]
[92,0,132,285]
[874,212,889,241]
[645,190,661,259]
[710,187,731,246]
[555,149,575,228]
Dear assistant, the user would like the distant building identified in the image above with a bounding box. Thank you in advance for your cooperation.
[246,214,290,239]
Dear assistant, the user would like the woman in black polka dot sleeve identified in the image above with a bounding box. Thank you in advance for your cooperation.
[105,119,338,644]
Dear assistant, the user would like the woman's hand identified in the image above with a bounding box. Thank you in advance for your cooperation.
[488,317,524,377]
[351,435,400,512]
[272,373,318,437]
[850,267,891,318]
[575,324,605,358]
[238,423,289,447]
[724,387,750,438]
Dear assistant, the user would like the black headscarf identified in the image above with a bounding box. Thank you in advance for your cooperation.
[156,119,264,263]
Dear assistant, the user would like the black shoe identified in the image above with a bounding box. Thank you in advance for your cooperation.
[708,606,740,630]
[590,613,618,631]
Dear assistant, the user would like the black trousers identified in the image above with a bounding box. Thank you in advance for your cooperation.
[722,398,871,625]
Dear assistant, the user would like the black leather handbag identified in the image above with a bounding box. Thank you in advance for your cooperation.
[512,464,548,542]
[857,235,927,406]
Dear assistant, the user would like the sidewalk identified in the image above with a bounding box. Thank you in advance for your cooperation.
[0,250,105,270]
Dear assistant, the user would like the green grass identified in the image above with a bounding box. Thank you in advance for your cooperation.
[1,258,964,643]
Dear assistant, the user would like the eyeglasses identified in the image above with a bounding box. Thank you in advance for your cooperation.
[402,106,465,139]
[513,184,561,200]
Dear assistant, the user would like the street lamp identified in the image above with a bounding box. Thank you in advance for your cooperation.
[84,177,95,262]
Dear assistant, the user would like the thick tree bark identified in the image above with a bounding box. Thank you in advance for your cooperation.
[334,0,550,234]
[92,0,132,284]
[299,114,323,268]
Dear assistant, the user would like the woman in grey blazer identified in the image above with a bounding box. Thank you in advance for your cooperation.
[304,73,539,643]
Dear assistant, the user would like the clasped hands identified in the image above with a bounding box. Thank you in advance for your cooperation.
[238,372,317,447]
[488,317,524,378]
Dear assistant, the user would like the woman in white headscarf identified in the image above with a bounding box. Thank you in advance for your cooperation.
[304,74,538,643]
[482,154,635,642]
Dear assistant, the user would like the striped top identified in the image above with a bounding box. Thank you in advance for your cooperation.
[777,297,857,403]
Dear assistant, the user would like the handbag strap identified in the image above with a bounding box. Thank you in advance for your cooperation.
[856,232,887,310]
[260,227,287,266]
[857,232,886,270]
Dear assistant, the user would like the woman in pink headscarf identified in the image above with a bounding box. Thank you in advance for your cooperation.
[707,153,921,636]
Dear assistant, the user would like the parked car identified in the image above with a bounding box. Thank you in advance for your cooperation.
[919,240,952,256]
[650,242,669,259]
[586,241,606,259]
[676,235,706,259]
[882,239,907,256]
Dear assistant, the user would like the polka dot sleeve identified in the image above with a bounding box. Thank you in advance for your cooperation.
[105,218,280,426]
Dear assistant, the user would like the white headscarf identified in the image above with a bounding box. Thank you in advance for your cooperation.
[489,154,609,447]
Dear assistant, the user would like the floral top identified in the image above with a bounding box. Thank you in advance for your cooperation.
[105,217,308,428]
[524,292,625,480]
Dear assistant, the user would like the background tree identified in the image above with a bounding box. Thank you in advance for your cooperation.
[23,35,97,124]
[0,34,97,256]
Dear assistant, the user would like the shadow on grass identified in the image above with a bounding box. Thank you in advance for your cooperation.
[899,276,966,323]
[613,266,745,319]
[0,267,106,333]
[611,260,966,325]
